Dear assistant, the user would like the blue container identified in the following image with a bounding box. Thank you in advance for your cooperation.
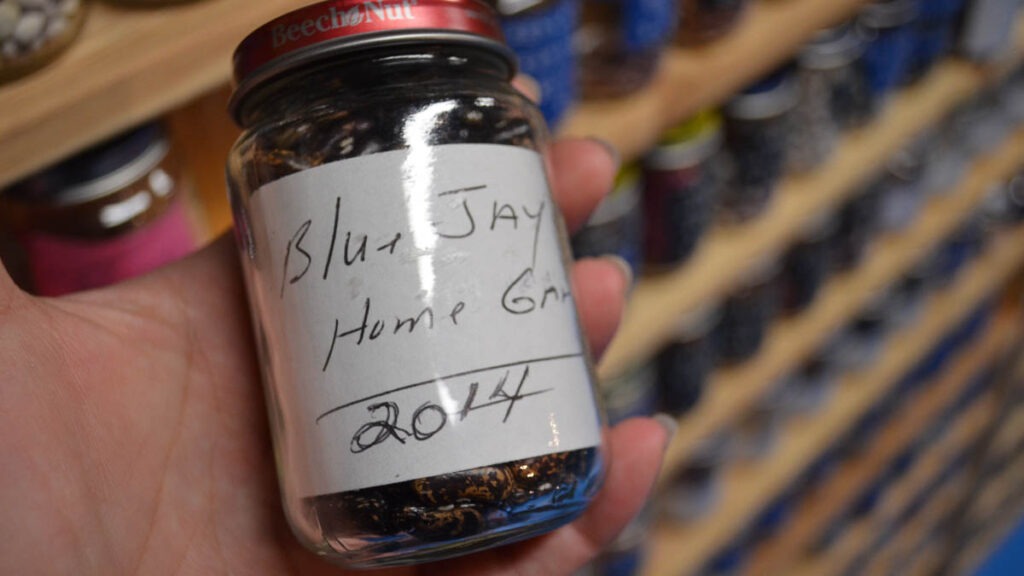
[912,0,966,77]
[859,0,919,99]
[499,0,579,126]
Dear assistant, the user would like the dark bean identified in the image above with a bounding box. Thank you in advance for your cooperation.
[412,466,514,507]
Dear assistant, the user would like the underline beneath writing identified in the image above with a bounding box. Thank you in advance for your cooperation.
[314,352,585,424]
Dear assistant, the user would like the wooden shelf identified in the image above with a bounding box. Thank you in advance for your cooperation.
[749,318,1020,574]
[559,0,870,159]
[655,129,1024,477]
[0,0,872,190]
[643,231,1024,576]
[596,52,1016,381]
[0,1,304,189]
[792,392,996,576]
[862,472,972,576]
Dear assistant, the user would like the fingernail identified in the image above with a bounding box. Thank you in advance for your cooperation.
[587,137,621,171]
[603,255,634,291]
[653,412,679,443]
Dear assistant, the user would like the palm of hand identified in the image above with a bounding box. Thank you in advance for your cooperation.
[0,140,668,576]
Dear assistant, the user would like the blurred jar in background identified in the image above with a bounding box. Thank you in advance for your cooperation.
[911,0,965,79]
[720,69,797,224]
[715,256,780,365]
[858,0,918,102]
[575,0,675,99]
[676,0,747,47]
[0,0,87,85]
[959,0,1021,62]
[0,123,202,296]
[780,211,837,315]
[642,111,723,270]
[658,303,722,415]
[494,0,579,126]
[572,163,644,276]
[789,23,873,173]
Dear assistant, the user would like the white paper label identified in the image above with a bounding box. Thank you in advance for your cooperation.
[246,144,602,497]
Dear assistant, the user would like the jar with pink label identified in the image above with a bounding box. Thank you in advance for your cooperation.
[0,123,201,296]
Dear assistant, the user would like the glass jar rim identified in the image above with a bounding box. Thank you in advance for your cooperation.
[229,0,516,122]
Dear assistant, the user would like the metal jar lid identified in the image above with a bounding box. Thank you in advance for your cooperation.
[4,123,169,207]
[799,24,865,70]
[229,0,515,121]
[644,111,724,171]
[860,0,918,29]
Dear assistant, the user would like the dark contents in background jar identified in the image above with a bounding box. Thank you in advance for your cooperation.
[781,213,837,315]
[676,0,747,47]
[312,448,599,543]
[715,259,780,365]
[642,112,723,269]
[572,165,644,275]
[832,181,881,271]
[719,70,797,224]
[857,0,919,100]
[657,305,721,415]
[231,45,602,556]
[574,0,665,99]
[790,24,873,172]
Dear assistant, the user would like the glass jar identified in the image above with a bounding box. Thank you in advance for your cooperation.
[789,24,873,173]
[226,1,605,566]
[715,256,780,365]
[781,211,837,315]
[0,0,86,84]
[575,0,674,99]
[720,70,797,224]
[959,0,1021,62]
[911,0,965,79]
[0,122,201,296]
[858,0,918,101]
[676,0,747,47]
[572,163,644,277]
[657,303,721,415]
[493,0,579,126]
[642,112,723,270]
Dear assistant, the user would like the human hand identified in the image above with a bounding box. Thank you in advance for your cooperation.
[0,138,672,575]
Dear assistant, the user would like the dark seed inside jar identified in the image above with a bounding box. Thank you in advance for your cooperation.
[309,448,599,543]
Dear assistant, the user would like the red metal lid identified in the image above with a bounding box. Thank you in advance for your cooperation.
[231,0,510,114]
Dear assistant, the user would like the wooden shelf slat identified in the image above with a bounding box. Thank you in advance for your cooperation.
[749,320,1019,573]
[656,129,1024,478]
[643,229,1024,576]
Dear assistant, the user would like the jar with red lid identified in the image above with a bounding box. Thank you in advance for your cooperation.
[0,122,201,296]
[226,0,605,566]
